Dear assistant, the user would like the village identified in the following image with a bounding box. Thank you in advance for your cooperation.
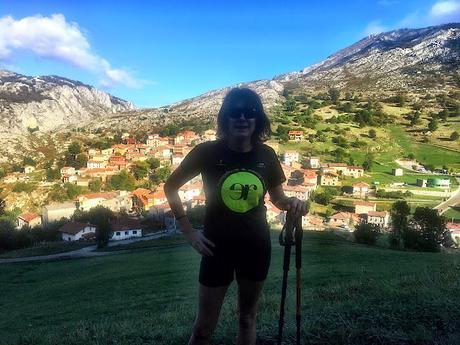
[3,127,459,247]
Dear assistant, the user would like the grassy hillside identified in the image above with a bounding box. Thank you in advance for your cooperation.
[1,232,459,345]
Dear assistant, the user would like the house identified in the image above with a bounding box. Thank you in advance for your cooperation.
[179,183,203,202]
[303,169,318,186]
[282,151,300,166]
[366,211,390,229]
[172,154,185,166]
[24,165,35,174]
[17,212,42,229]
[320,173,340,186]
[62,174,78,184]
[110,217,143,241]
[203,129,217,141]
[59,222,96,241]
[76,191,132,213]
[344,166,364,178]
[177,130,198,144]
[417,179,427,187]
[303,215,324,231]
[283,185,310,200]
[132,188,157,211]
[146,134,162,147]
[392,168,403,176]
[326,163,348,175]
[352,182,370,197]
[305,157,320,169]
[328,212,360,228]
[265,199,284,224]
[353,201,376,215]
[288,130,304,141]
[447,222,460,247]
[3,173,18,184]
[42,202,77,224]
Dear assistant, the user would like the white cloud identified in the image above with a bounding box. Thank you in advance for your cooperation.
[362,1,460,38]
[363,21,388,36]
[429,1,460,23]
[0,14,146,88]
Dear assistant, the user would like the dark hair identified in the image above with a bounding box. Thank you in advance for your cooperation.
[217,87,271,143]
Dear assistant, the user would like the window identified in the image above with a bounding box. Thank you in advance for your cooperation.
[116,231,120,236]
[133,230,137,235]
[125,231,129,235]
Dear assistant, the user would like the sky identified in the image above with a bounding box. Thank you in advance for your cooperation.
[0,1,459,108]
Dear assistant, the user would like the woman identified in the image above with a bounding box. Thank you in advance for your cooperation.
[164,87,307,345]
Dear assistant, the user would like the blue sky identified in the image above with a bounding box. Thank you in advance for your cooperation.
[0,1,459,108]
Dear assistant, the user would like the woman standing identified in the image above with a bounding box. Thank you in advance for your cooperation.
[164,87,307,345]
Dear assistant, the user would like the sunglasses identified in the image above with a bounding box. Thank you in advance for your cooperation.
[227,107,259,119]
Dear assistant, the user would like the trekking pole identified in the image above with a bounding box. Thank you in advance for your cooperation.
[294,216,303,345]
[277,211,295,345]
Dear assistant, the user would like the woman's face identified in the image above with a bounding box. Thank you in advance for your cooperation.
[226,103,257,140]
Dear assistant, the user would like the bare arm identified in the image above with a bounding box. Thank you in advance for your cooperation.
[164,166,215,256]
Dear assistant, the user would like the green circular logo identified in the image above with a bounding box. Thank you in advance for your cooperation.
[219,170,264,213]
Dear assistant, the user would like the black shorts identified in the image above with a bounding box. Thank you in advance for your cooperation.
[199,234,271,287]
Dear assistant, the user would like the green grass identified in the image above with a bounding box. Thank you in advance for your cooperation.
[0,242,93,259]
[444,206,460,221]
[1,231,459,345]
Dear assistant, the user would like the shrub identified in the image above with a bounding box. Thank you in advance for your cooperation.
[354,222,381,245]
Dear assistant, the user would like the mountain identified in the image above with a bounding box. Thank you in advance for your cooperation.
[1,23,459,136]
[0,70,134,136]
[277,23,460,92]
[92,23,460,132]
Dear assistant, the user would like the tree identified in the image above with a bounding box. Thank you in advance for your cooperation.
[133,161,150,180]
[151,166,171,185]
[404,207,448,252]
[328,88,340,104]
[428,118,438,132]
[450,131,459,141]
[67,142,82,155]
[108,170,136,191]
[64,183,82,199]
[362,153,374,171]
[354,222,381,245]
[390,200,410,248]
[395,93,407,107]
[46,168,60,182]
[368,129,376,138]
[89,179,102,192]
[75,153,88,169]
[23,157,37,166]
[146,157,160,170]
[73,206,114,248]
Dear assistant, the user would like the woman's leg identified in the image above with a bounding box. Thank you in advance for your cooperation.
[236,278,265,345]
[188,283,230,345]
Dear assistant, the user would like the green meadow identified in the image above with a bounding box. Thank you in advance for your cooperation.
[1,232,459,345]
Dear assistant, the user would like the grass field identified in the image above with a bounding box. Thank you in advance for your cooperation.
[0,241,92,259]
[1,232,459,345]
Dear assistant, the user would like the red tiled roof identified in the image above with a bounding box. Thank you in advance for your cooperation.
[353,201,376,206]
[111,217,142,232]
[353,182,370,187]
[368,211,388,217]
[59,222,96,235]
[18,212,40,222]
[78,192,115,200]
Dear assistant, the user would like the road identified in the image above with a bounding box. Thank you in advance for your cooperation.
[434,178,460,214]
[0,230,177,264]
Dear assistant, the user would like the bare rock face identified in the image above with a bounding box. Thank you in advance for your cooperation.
[276,23,460,92]
[0,71,134,136]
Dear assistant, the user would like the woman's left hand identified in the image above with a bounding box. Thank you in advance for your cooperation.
[285,197,310,219]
